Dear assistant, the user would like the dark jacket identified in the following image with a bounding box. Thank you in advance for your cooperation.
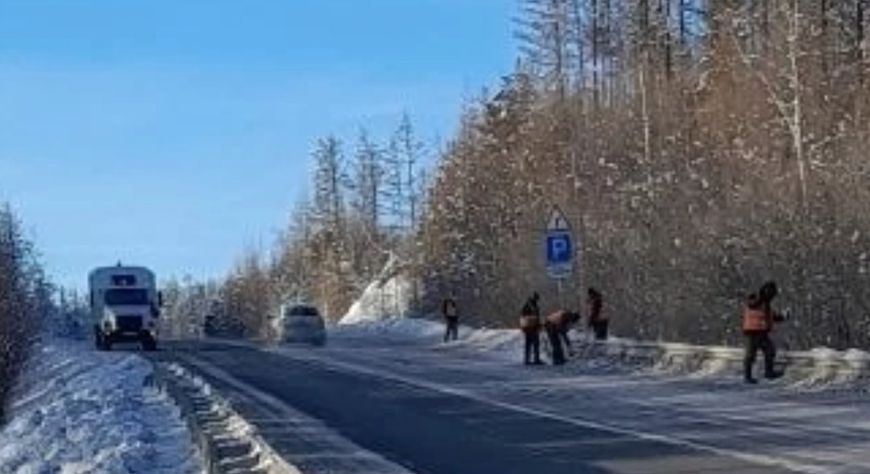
[442,298,458,319]
[519,296,542,332]
[521,298,540,318]
[588,294,603,324]
[759,282,785,327]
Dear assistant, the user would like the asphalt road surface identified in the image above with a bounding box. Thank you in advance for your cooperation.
[152,337,870,474]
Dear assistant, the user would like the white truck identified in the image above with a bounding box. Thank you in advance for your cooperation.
[89,264,162,351]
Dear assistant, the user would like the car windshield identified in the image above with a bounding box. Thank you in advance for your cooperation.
[104,289,149,306]
[286,306,319,317]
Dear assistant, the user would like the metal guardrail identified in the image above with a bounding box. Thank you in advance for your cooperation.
[577,337,870,379]
[150,364,225,473]
[150,362,300,474]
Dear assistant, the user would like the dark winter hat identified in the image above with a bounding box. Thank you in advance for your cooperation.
[747,293,762,308]
[759,281,778,302]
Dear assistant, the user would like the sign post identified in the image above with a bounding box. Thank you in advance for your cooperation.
[545,206,575,308]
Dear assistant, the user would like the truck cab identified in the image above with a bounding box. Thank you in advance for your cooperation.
[89,264,161,351]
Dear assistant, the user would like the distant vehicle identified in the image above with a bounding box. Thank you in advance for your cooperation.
[203,314,247,339]
[89,264,162,351]
[273,303,326,346]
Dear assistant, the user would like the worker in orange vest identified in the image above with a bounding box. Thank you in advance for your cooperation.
[544,310,581,365]
[742,282,785,384]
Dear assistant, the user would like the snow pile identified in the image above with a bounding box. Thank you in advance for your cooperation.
[340,254,414,325]
[332,318,870,391]
[333,317,532,362]
[332,317,444,340]
[455,326,523,356]
[0,341,203,474]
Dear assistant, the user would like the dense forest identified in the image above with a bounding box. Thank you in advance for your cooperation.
[0,205,52,422]
[165,0,870,351]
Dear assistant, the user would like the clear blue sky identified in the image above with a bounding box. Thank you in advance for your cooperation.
[0,0,517,290]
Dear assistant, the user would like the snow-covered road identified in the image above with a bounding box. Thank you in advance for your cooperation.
[151,319,870,474]
[0,341,203,474]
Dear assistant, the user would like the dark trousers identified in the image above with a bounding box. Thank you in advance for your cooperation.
[444,317,459,342]
[546,325,566,365]
[744,331,776,379]
[524,329,541,364]
[591,320,609,340]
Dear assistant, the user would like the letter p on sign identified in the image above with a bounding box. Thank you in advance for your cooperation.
[547,234,572,264]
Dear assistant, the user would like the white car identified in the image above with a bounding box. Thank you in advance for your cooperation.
[274,303,326,346]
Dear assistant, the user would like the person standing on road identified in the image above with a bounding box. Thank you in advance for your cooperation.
[442,295,459,342]
[544,310,581,365]
[587,288,608,341]
[520,292,543,365]
[742,281,786,384]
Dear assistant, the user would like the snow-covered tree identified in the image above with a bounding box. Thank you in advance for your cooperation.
[0,204,50,422]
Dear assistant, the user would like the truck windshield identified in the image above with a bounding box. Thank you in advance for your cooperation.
[286,306,319,317]
[104,289,149,306]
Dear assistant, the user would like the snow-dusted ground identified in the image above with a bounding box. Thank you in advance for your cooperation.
[332,317,870,389]
[0,341,203,474]
[324,318,870,473]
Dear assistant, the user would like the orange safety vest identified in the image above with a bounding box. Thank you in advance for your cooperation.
[546,310,565,326]
[519,315,541,331]
[742,307,769,332]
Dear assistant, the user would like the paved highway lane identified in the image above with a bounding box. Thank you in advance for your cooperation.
[153,340,812,474]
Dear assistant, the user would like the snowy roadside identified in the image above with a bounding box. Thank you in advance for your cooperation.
[326,318,870,472]
[0,340,204,474]
[158,361,302,474]
[333,262,870,390]
[331,317,870,392]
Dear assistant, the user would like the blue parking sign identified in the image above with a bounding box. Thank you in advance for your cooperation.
[545,207,574,279]
[547,233,573,264]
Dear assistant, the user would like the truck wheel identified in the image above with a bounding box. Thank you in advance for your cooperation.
[95,332,109,351]
[141,335,157,352]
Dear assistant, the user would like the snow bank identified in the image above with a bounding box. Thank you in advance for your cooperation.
[455,326,523,355]
[340,254,414,325]
[332,317,444,340]
[332,317,528,362]
[0,341,203,474]
[333,319,870,390]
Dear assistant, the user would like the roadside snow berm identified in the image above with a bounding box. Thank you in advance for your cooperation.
[153,362,301,474]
